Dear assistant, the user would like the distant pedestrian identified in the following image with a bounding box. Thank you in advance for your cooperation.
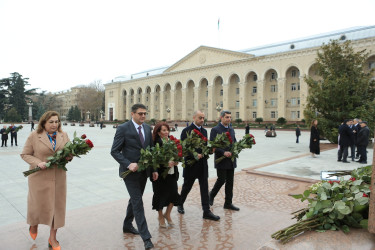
[245,123,250,135]
[175,123,178,131]
[1,125,8,147]
[338,119,352,163]
[100,121,103,129]
[264,125,268,133]
[356,121,370,164]
[295,125,301,143]
[309,120,320,158]
[10,123,17,146]
[31,121,35,131]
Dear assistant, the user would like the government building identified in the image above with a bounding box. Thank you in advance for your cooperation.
[104,26,375,122]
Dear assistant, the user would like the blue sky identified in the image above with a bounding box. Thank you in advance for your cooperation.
[0,0,374,92]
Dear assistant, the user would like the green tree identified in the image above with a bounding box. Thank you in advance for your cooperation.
[255,117,263,124]
[73,106,81,121]
[276,117,287,125]
[4,107,22,122]
[304,40,375,143]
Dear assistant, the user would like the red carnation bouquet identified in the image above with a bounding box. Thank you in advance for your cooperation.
[23,132,94,177]
[120,135,183,179]
[215,133,256,164]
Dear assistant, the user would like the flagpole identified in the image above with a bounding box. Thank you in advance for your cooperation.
[218,18,220,48]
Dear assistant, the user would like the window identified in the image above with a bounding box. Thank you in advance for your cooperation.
[138,98,140,103]
[252,112,257,119]
[236,101,240,108]
[206,102,208,108]
[155,105,158,111]
[236,112,240,119]
[236,88,240,95]
[298,83,300,90]
[291,111,297,119]
[271,72,276,80]
[291,70,299,77]
[206,91,208,97]
[297,98,300,105]
[252,86,257,93]
[155,96,158,101]
[220,101,223,107]
[291,83,297,91]
[369,61,375,69]
[109,91,113,97]
[220,89,223,96]
[253,74,257,81]
[271,85,277,92]
[252,99,257,107]
[297,111,300,118]
[146,96,148,101]
[271,111,276,118]
[291,98,297,106]
[271,98,277,106]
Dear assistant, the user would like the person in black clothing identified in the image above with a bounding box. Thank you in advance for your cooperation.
[309,120,320,157]
[31,121,35,131]
[245,123,250,134]
[356,121,370,164]
[10,123,18,146]
[151,122,179,228]
[339,119,353,163]
[295,125,301,143]
[178,110,220,221]
[337,122,344,161]
[348,119,356,161]
[209,110,240,211]
[1,125,8,147]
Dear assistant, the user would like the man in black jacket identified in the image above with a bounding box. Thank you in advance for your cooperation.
[209,110,240,211]
[356,121,370,164]
[10,124,17,146]
[177,110,220,221]
[339,120,353,163]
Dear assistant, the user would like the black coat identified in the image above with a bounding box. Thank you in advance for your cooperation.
[309,126,320,154]
[245,125,250,134]
[357,126,370,147]
[339,124,352,148]
[180,123,208,179]
[296,127,301,136]
[0,129,8,140]
[210,122,237,169]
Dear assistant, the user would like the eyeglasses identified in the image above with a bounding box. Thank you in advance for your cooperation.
[136,112,147,116]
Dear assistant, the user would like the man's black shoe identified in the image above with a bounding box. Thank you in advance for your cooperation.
[224,203,240,211]
[177,205,185,214]
[359,161,368,164]
[203,210,220,221]
[337,159,342,162]
[144,239,154,249]
[209,191,214,206]
[342,161,350,163]
[123,225,139,234]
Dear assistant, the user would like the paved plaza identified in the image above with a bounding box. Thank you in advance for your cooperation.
[0,124,374,249]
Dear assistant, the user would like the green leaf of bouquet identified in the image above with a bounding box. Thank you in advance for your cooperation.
[341,225,350,233]
[335,200,346,209]
[356,197,369,206]
[360,219,368,229]
[323,223,332,230]
[303,190,310,198]
[322,182,331,190]
[320,192,327,200]
[291,194,303,199]
[73,131,77,138]
[338,206,351,215]
[352,180,363,186]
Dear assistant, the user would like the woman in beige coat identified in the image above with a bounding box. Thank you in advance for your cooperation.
[21,111,70,250]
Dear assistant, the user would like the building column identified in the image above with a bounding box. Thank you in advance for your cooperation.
[126,94,131,120]
[181,88,187,120]
[149,91,155,120]
[222,82,229,110]
[256,80,265,119]
[299,75,308,120]
[159,91,165,120]
[277,77,286,119]
[207,84,214,121]
[169,88,176,120]
[239,82,246,120]
[194,86,200,112]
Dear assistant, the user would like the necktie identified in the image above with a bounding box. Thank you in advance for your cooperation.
[138,126,145,145]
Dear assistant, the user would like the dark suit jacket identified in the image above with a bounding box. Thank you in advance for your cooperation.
[111,120,153,178]
[180,123,208,179]
[0,129,8,140]
[295,127,301,136]
[339,124,352,147]
[357,126,370,147]
[210,123,237,169]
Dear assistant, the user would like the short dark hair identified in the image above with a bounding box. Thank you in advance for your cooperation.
[131,104,147,113]
[220,110,231,118]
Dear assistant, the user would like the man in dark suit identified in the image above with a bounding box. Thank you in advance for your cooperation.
[209,110,240,211]
[10,123,17,146]
[356,121,370,164]
[177,110,220,221]
[295,125,301,143]
[339,119,353,163]
[111,104,157,249]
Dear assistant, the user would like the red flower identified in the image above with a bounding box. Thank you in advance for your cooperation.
[193,129,200,134]
[328,181,333,184]
[177,144,182,150]
[174,139,180,144]
[252,139,256,145]
[203,137,208,142]
[178,152,183,157]
[249,134,254,138]
[85,139,94,148]
[363,193,369,197]
[350,177,356,181]
[81,134,87,139]
[169,135,175,140]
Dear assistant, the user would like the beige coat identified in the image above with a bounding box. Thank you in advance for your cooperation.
[21,130,70,229]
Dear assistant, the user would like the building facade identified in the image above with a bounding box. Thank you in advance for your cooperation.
[105,26,375,122]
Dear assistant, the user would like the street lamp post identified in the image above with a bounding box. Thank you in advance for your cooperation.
[216,103,222,121]
[86,111,90,122]
[27,102,33,122]
[166,107,171,120]
[100,110,104,120]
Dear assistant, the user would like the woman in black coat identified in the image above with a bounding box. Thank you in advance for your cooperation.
[151,122,179,228]
[309,120,320,157]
